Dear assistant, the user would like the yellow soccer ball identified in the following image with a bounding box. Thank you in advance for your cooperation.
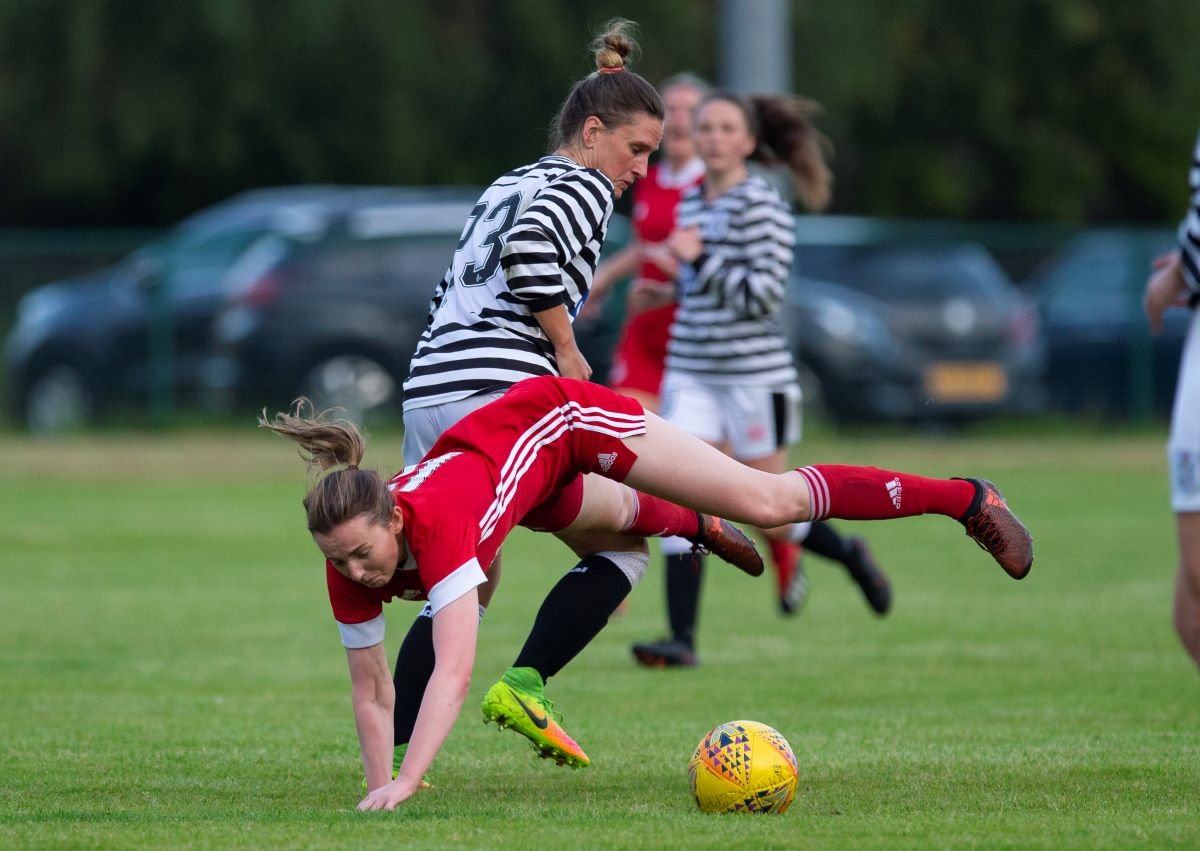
[687,720,799,814]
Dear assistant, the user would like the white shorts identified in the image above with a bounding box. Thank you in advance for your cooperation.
[661,371,801,461]
[1169,309,1200,512]
[401,390,506,465]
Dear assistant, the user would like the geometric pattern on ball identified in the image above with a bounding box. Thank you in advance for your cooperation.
[687,720,799,814]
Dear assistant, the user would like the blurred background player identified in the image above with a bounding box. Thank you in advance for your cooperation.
[1143,125,1200,672]
[632,91,893,669]
[585,72,709,413]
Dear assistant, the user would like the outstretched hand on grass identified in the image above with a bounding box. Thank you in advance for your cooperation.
[357,775,427,812]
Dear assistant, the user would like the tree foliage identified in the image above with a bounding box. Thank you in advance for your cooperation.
[0,0,1195,226]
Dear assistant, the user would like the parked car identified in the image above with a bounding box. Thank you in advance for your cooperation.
[1026,229,1186,417]
[206,203,632,421]
[2,185,478,432]
[204,198,471,420]
[785,242,1046,423]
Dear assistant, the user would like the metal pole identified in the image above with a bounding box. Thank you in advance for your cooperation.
[717,0,792,94]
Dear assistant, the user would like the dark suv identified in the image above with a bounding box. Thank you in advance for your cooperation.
[204,198,477,421]
[3,186,478,431]
[206,200,633,421]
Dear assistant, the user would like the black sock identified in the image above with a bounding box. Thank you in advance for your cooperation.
[803,520,854,566]
[392,611,435,746]
[666,552,704,649]
[512,554,632,680]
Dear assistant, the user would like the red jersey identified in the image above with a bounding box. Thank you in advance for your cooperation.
[608,159,704,396]
[326,377,646,647]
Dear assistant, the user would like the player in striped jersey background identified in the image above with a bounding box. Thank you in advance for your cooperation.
[633,91,893,669]
[1144,125,1200,671]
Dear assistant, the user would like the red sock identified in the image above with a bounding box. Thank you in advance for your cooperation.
[796,465,975,521]
[767,539,800,596]
[623,492,701,539]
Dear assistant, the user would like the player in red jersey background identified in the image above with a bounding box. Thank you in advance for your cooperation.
[584,73,708,413]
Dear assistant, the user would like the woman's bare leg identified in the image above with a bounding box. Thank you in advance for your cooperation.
[622,411,1033,579]
[1174,512,1200,670]
[622,412,809,527]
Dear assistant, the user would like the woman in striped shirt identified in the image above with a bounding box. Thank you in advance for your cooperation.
[634,92,893,669]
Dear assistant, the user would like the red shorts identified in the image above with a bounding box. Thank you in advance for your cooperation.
[522,473,585,532]
[608,304,677,398]
[431,376,646,537]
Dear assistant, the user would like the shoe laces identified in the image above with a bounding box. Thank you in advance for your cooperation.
[533,692,564,724]
[966,511,1006,556]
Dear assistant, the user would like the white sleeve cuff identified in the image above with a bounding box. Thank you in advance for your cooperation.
[427,558,488,616]
[337,613,386,649]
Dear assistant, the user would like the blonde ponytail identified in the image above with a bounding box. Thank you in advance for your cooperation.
[259,399,392,534]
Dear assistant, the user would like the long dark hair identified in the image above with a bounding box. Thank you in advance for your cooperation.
[701,90,835,212]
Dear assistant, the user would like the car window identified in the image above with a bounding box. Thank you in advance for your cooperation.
[170,227,263,267]
[1038,242,1137,325]
[373,236,458,286]
[166,227,267,296]
[293,234,457,291]
[1034,233,1179,324]
[805,246,1012,300]
[792,246,859,283]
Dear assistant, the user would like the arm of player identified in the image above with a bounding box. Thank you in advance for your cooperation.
[1144,251,1191,335]
[501,170,612,310]
[534,303,591,380]
[689,206,794,320]
[346,643,396,792]
[357,589,480,812]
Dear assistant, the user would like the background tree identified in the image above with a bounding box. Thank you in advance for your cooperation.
[0,0,1196,226]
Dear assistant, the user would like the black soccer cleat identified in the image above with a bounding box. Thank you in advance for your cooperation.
[844,537,892,615]
[631,637,699,668]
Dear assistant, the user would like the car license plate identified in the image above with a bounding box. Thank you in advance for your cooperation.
[923,362,1008,402]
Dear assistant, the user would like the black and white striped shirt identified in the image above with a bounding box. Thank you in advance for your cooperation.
[666,173,798,385]
[402,155,614,411]
[1180,128,1200,302]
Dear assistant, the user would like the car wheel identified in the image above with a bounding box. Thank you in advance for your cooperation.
[301,354,397,421]
[23,364,96,435]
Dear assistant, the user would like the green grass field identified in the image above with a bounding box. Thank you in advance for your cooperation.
[2,422,1198,849]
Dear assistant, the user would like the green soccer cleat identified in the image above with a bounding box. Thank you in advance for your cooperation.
[481,667,590,768]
